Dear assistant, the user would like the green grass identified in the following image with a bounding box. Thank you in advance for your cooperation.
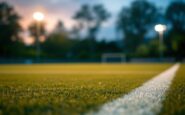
[0,63,171,115]
[160,64,185,115]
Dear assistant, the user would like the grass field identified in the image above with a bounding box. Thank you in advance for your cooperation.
[160,64,185,115]
[0,63,178,115]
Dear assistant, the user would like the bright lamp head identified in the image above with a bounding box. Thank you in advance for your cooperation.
[154,24,166,33]
[33,12,44,21]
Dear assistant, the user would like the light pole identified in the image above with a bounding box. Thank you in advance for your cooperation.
[154,24,166,61]
[33,12,44,62]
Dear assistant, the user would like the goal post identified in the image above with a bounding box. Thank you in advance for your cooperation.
[101,53,126,63]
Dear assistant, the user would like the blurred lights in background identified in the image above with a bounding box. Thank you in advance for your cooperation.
[24,37,35,46]
[33,12,44,21]
[155,24,167,33]
[39,36,46,43]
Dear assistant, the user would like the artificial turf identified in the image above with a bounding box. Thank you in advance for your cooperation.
[0,64,171,115]
[160,64,185,115]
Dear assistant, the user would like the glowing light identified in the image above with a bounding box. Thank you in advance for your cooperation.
[154,24,166,33]
[33,12,44,21]
[24,37,35,46]
[39,36,46,43]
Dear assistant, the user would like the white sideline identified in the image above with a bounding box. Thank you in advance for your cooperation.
[86,63,180,115]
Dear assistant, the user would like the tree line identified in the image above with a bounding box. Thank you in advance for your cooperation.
[0,0,185,61]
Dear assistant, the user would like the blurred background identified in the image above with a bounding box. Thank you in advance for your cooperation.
[0,0,185,63]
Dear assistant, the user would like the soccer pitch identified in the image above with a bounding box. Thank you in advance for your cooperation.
[0,63,184,115]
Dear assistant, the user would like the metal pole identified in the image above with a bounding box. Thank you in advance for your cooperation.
[159,32,163,61]
[36,21,41,62]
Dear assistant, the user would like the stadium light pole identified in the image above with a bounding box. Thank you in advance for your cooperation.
[154,24,167,61]
[33,12,44,62]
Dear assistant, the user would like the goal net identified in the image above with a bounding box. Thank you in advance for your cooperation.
[101,53,126,63]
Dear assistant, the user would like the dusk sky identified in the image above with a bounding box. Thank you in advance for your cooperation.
[1,0,171,41]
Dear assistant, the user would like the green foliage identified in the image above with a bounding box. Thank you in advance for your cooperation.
[42,21,121,59]
[28,22,46,39]
[1,1,185,59]
[73,4,110,56]
[136,44,149,57]
[160,64,185,115]
[0,64,170,115]
[165,1,185,60]
[136,38,167,57]
[117,0,158,54]
[166,1,185,34]
[73,4,110,38]
[42,32,75,58]
[0,2,22,57]
[42,35,121,59]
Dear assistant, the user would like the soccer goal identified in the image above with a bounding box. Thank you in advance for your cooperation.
[101,53,126,63]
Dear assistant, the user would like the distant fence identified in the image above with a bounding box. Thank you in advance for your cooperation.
[130,58,176,63]
[0,58,101,64]
[0,57,183,64]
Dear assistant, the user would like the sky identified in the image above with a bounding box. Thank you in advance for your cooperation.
[1,0,171,41]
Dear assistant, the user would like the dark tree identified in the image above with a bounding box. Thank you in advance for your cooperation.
[73,4,110,40]
[0,2,22,57]
[42,20,74,58]
[53,20,67,34]
[28,21,46,42]
[117,0,158,55]
[73,4,110,57]
[166,1,185,33]
[28,20,46,60]
[73,4,93,37]
[166,1,185,60]
[91,4,110,40]
[70,25,81,39]
[42,33,72,58]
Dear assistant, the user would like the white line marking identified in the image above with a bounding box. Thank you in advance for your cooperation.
[87,64,180,115]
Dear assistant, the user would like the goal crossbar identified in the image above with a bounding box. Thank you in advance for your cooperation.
[101,53,126,63]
